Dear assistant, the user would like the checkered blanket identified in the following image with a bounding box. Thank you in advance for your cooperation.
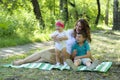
[2,62,112,72]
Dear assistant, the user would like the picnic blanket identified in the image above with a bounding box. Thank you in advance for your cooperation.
[2,62,112,72]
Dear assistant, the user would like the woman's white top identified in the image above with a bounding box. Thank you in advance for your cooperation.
[66,29,76,54]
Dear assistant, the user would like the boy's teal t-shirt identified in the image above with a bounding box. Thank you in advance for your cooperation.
[71,40,90,56]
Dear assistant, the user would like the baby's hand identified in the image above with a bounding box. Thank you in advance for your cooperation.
[53,34,60,42]
[55,37,61,42]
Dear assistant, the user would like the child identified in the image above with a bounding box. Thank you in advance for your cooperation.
[66,31,99,71]
[51,20,68,66]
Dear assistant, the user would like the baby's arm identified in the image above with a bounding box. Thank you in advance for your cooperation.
[58,35,68,41]
[58,32,68,41]
[51,31,59,42]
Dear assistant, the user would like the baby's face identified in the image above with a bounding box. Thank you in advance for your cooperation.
[56,26,63,31]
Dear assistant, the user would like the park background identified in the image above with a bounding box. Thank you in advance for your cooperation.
[0,0,120,80]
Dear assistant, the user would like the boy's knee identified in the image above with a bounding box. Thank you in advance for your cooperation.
[84,61,91,66]
[74,59,81,66]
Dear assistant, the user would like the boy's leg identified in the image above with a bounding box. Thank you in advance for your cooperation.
[66,59,78,71]
[55,49,61,65]
[82,58,92,66]
[87,60,100,70]
[74,59,82,66]
[82,58,99,70]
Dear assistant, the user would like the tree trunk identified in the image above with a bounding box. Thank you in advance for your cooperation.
[105,0,109,25]
[59,0,68,23]
[60,0,63,15]
[53,0,55,15]
[68,0,78,20]
[95,0,101,26]
[63,0,69,23]
[112,0,120,30]
[73,0,78,20]
[31,0,45,29]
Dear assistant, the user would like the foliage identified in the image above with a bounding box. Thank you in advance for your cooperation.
[0,0,114,47]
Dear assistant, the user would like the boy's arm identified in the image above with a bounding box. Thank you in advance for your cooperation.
[72,50,77,60]
[74,51,91,60]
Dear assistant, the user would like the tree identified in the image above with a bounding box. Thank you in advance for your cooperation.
[59,0,69,23]
[105,0,110,25]
[63,0,69,23]
[112,0,120,30]
[68,0,78,20]
[60,0,63,19]
[95,0,101,26]
[53,0,55,15]
[31,0,45,29]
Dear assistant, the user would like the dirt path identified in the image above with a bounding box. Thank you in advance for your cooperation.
[0,41,54,58]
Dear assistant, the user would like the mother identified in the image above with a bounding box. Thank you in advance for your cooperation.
[13,19,92,65]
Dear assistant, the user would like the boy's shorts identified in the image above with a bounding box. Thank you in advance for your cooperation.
[74,58,91,65]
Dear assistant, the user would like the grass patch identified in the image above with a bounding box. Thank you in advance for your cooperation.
[0,33,51,48]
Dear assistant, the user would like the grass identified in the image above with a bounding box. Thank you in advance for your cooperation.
[0,30,120,80]
[0,33,51,48]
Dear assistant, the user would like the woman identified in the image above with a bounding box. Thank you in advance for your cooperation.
[13,18,92,65]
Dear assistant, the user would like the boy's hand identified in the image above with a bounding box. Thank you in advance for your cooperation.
[74,56,80,60]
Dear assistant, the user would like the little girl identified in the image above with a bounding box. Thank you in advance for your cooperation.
[51,20,68,66]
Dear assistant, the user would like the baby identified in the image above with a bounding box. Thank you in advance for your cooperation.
[51,20,68,66]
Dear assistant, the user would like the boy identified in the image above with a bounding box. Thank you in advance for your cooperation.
[51,20,68,66]
[66,31,99,71]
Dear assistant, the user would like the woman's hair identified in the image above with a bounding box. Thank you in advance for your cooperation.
[74,19,91,42]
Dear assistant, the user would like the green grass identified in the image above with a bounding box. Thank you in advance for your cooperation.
[0,33,51,48]
[0,30,120,80]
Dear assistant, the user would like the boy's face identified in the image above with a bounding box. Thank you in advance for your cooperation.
[76,34,85,43]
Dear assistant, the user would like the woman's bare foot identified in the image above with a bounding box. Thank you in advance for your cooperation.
[13,59,24,65]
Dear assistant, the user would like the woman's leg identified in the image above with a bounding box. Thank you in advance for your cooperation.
[13,47,55,65]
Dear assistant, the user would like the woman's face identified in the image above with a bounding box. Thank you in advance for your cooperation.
[75,22,83,33]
